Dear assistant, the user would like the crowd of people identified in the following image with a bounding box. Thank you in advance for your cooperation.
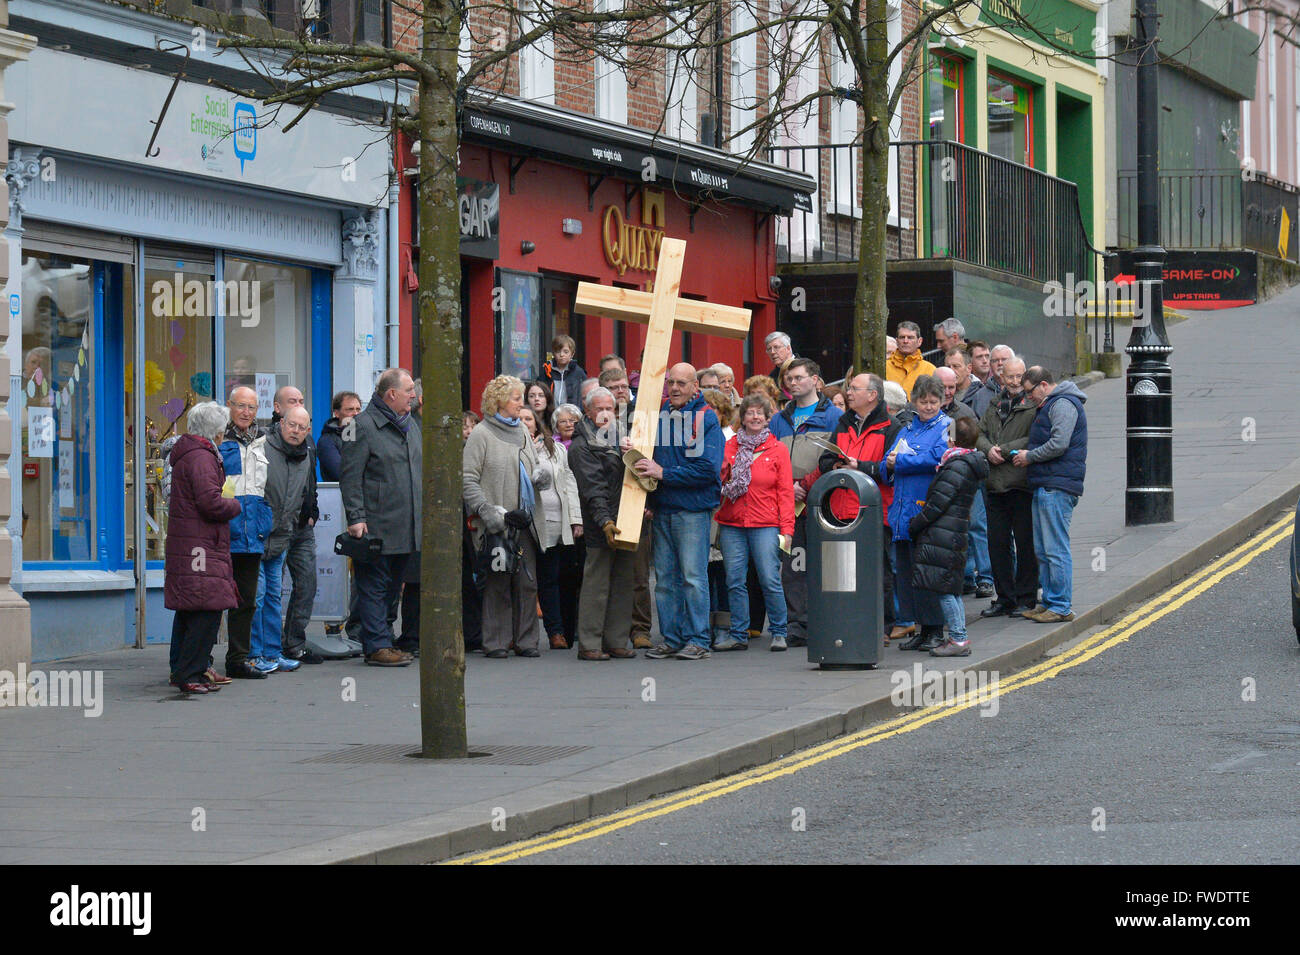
[161,321,1088,689]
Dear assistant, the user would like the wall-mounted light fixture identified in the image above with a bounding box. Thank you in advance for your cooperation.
[562,218,583,236]
[521,241,536,255]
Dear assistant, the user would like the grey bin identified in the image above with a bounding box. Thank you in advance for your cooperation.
[805,469,883,669]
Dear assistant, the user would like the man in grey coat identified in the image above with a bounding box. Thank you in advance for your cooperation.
[340,367,421,667]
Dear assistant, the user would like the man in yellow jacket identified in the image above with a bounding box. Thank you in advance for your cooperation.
[886,321,937,397]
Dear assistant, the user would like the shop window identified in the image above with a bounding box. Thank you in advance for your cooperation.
[20,252,96,562]
[927,53,967,257]
[987,73,1033,166]
[128,250,217,562]
[223,258,314,428]
[928,53,965,143]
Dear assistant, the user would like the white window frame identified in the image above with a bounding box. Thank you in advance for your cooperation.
[885,0,907,229]
[664,19,698,142]
[827,39,861,218]
[771,12,822,257]
[595,0,628,124]
[518,0,556,103]
[730,3,758,155]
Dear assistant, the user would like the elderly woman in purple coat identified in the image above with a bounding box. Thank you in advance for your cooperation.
[165,401,243,694]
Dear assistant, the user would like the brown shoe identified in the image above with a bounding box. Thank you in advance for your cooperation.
[631,634,653,649]
[365,648,412,667]
[888,624,917,641]
[205,667,232,686]
[1033,610,1075,624]
[577,649,611,661]
[549,634,569,650]
[606,647,637,659]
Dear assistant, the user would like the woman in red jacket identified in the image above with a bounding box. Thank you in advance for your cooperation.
[165,402,243,693]
[714,394,796,652]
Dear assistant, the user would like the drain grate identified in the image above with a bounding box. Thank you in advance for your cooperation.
[298,742,591,765]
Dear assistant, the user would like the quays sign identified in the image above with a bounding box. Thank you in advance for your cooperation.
[603,189,667,276]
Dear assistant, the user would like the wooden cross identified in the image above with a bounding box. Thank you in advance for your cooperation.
[573,237,751,549]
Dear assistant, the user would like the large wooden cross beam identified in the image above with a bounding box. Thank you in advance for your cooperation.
[573,237,751,549]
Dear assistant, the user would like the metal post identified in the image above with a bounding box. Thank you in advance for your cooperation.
[1125,0,1174,525]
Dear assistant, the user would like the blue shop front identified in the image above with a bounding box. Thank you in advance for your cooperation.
[4,19,398,661]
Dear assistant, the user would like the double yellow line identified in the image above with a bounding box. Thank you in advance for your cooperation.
[450,512,1295,865]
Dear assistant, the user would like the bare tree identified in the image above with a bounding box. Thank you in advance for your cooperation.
[188,0,712,758]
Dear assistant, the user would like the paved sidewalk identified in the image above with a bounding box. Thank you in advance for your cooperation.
[3,288,1300,864]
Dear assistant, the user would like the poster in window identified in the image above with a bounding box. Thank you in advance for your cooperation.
[496,269,541,380]
[58,441,75,510]
[28,406,54,458]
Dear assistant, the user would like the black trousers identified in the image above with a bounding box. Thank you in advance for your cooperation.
[226,554,262,668]
[172,610,222,683]
[778,513,809,640]
[987,488,1038,608]
[463,528,483,651]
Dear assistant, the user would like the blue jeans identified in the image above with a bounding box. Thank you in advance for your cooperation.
[719,525,787,643]
[1032,487,1078,614]
[251,551,287,661]
[652,510,712,650]
[964,487,994,587]
[938,593,968,644]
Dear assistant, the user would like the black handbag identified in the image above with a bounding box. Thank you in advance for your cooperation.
[476,525,522,576]
[335,533,383,562]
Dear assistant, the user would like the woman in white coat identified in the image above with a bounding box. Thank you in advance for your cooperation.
[521,405,584,649]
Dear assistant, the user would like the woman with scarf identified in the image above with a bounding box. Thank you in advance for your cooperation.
[463,375,552,658]
[712,394,795,652]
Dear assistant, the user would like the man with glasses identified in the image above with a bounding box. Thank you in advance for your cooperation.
[770,358,843,647]
[220,386,274,678]
[819,374,899,640]
[1012,366,1087,624]
[975,357,1039,619]
[886,322,936,395]
[630,364,725,660]
[256,405,318,672]
[270,386,322,664]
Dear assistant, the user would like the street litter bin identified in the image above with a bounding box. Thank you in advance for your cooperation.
[805,469,883,669]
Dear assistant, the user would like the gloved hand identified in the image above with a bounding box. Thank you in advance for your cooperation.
[479,504,507,534]
[221,477,237,499]
[532,467,553,491]
[602,521,619,548]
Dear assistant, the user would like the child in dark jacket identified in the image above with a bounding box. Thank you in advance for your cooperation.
[907,416,989,656]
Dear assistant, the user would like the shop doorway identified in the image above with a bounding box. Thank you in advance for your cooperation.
[541,274,582,372]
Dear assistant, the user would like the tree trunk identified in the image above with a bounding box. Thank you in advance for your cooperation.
[417,0,469,758]
[853,124,890,378]
[851,6,891,379]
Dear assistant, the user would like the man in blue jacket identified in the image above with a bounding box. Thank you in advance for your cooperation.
[769,358,843,646]
[631,363,724,660]
[1013,367,1087,624]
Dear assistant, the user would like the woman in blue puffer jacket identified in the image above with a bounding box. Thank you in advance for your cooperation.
[883,374,951,652]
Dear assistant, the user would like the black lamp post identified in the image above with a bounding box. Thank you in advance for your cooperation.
[1125,0,1174,525]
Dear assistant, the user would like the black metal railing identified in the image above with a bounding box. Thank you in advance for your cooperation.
[769,140,1097,286]
[1116,168,1299,258]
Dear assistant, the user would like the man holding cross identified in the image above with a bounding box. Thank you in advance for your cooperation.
[629,363,725,660]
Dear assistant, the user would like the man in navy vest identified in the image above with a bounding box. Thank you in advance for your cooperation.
[1013,367,1087,624]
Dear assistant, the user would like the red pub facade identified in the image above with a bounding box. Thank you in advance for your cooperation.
[397,96,816,407]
